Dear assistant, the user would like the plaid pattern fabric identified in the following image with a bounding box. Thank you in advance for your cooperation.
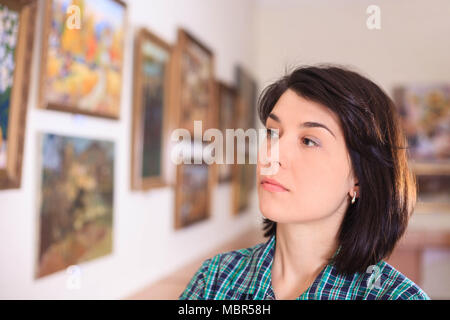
[179,234,430,300]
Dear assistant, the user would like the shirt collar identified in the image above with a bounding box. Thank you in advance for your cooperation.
[238,234,342,300]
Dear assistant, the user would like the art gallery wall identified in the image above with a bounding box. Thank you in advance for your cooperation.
[254,0,450,92]
[253,0,450,299]
[0,0,261,299]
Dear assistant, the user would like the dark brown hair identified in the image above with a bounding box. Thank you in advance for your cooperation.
[258,64,416,275]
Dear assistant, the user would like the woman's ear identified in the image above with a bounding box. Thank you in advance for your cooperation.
[349,176,359,199]
[349,184,359,199]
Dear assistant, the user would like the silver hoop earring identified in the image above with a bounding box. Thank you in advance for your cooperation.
[351,191,357,204]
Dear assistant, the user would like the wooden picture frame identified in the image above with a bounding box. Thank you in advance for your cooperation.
[170,28,217,135]
[216,80,236,183]
[232,151,256,215]
[231,65,257,215]
[235,65,258,130]
[174,143,214,229]
[38,0,127,119]
[393,85,450,214]
[131,28,172,190]
[0,0,36,190]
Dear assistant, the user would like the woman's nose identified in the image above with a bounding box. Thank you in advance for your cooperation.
[271,132,295,170]
[258,133,292,174]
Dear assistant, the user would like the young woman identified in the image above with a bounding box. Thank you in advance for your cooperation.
[179,65,430,300]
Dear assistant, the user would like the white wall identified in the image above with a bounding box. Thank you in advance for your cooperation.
[0,0,261,299]
[254,0,450,299]
[254,0,450,93]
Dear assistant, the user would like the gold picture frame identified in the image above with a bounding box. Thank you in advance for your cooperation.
[235,65,258,131]
[232,152,256,216]
[174,145,214,229]
[216,80,237,183]
[170,28,217,135]
[131,28,173,190]
[0,0,36,190]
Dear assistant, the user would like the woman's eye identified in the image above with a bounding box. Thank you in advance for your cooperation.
[301,137,319,147]
[266,128,279,139]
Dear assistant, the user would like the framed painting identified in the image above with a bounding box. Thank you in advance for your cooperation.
[216,81,236,183]
[170,28,217,135]
[174,142,213,229]
[39,0,126,119]
[35,133,114,279]
[131,28,172,190]
[232,151,256,215]
[235,65,258,131]
[393,84,450,213]
[0,0,36,190]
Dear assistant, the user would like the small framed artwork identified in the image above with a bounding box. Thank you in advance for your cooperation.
[174,142,213,229]
[39,0,127,119]
[171,28,217,135]
[216,81,236,183]
[131,28,172,190]
[0,0,36,190]
[235,65,258,130]
[414,174,450,213]
[393,84,450,213]
[232,152,256,215]
[35,133,114,279]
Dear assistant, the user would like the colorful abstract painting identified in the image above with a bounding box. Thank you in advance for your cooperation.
[395,85,450,161]
[42,0,125,118]
[36,133,114,279]
[0,4,19,169]
[394,84,450,213]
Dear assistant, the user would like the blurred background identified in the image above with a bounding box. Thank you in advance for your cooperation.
[0,0,449,299]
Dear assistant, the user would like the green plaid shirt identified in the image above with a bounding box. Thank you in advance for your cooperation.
[179,234,430,300]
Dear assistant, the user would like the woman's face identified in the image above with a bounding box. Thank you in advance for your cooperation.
[257,89,358,223]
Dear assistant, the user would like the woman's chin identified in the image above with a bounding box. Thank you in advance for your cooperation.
[259,202,282,222]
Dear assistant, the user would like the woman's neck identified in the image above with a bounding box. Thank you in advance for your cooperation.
[271,210,345,284]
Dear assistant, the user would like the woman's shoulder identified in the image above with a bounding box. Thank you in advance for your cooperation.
[179,240,269,299]
[369,260,430,300]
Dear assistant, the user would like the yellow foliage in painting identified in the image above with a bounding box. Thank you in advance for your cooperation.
[106,70,121,97]
[46,54,61,78]
[65,76,82,97]
[70,61,91,78]
[53,62,98,97]
[82,70,99,95]
[110,30,123,64]
[61,28,83,56]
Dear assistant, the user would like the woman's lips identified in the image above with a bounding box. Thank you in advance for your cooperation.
[260,180,289,192]
[261,182,288,192]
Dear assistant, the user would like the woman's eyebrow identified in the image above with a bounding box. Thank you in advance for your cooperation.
[267,112,336,139]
